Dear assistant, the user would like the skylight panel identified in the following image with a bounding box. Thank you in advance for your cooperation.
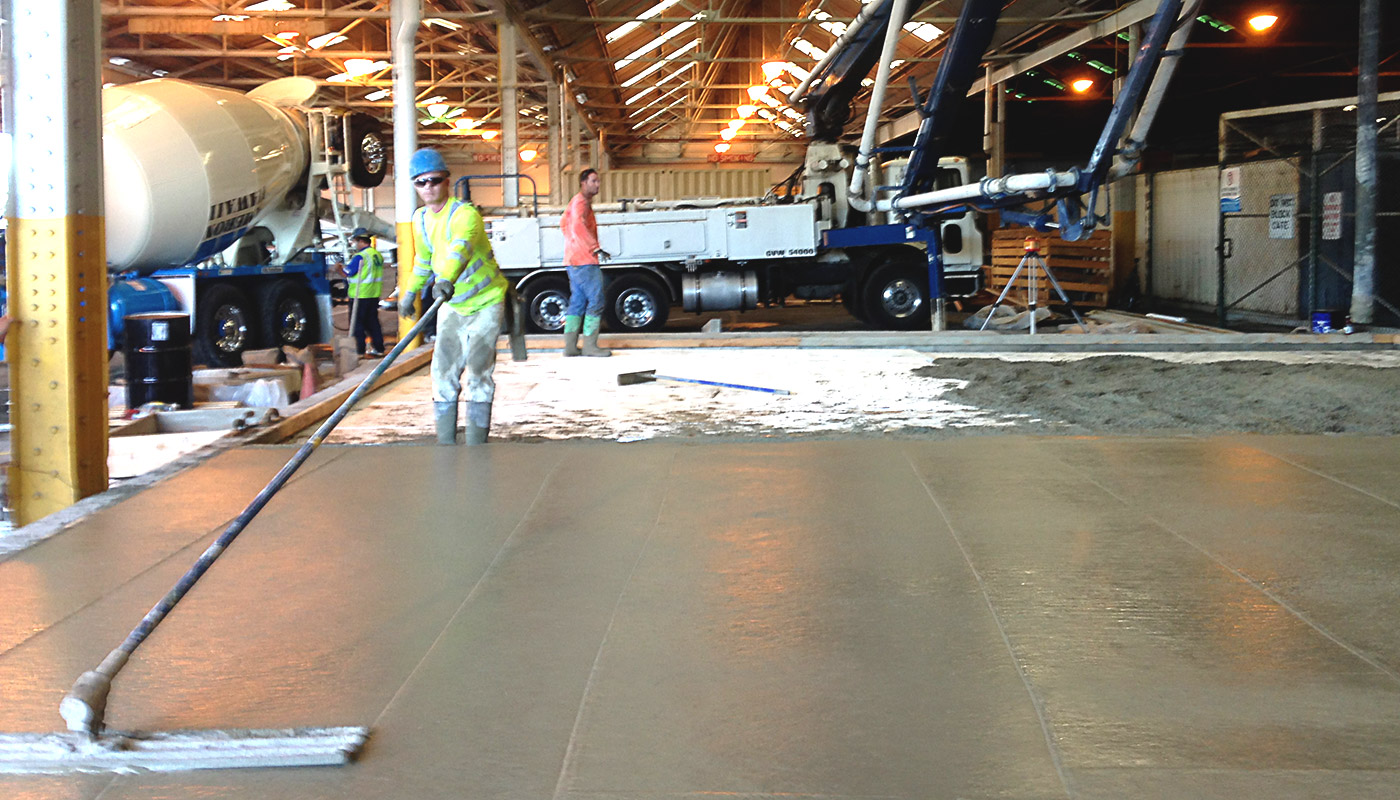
[904,21,944,41]
[620,38,699,88]
[606,0,685,44]
[630,96,685,130]
[624,61,695,105]
[791,38,826,60]
[615,16,700,70]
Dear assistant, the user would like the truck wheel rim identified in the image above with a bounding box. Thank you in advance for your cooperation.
[215,306,248,353]
[880,279,923,319]
[360,133,386,177]
[531,290,567,331]
[616,289,656,329]
[278,299,307,342]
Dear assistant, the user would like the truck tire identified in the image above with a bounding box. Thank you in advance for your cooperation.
[258,279,318,350]
[521,274,571,333]
[347,113,388,188]
[195,283,254,367]
[605,272,670,332]
[863,259,930,330]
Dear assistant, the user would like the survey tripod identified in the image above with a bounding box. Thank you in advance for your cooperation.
[979,236,1089,334]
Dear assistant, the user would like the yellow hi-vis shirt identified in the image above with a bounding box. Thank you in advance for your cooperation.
[407,199,507,315]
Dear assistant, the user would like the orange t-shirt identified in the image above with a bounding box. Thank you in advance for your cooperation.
[561,192,601,266]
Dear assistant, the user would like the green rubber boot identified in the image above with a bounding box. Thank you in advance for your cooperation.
[465,401,491,445]
[434,400,458,445]
[563,314,582,357]
[581,315,611,357]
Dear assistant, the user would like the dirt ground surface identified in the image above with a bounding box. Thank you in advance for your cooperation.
[917,354,1400,436]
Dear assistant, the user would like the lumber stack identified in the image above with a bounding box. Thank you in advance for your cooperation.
[987,229,1113,308]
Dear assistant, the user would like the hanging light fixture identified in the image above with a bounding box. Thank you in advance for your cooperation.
[519,146,538,162]
[1247,13,1278,32]
[714,142,731,153]
[736,104,758,119]
[1071,78,1094,93]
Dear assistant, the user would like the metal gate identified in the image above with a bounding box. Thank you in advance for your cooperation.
[1217,92,1400,328]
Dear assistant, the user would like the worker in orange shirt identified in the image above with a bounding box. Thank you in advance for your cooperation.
[559,168,611,357]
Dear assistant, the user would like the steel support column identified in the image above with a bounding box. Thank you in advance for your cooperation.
[500,20,520,209]
[392,0,420,346]
[547,80,563,206]
[1350,0,1380,326]
[4,0,109,526]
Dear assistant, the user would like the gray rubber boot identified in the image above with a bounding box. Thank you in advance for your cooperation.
[434,400,458,445]
[581,315,611,357]
[562,329,581,357]
[465,401,492,445]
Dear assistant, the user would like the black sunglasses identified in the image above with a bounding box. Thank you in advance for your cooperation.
[414,176,446,187]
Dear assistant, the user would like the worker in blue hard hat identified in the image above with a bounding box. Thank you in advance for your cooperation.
[343,227,385,357]
[398,147,509,445]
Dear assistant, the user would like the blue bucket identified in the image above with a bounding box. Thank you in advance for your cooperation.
[1310,312,1332,333]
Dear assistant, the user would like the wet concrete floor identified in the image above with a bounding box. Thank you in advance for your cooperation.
[2,435,1399,798]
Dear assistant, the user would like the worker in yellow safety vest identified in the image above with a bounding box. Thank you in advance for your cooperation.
[397,147,509,445]
[343,227,384,357]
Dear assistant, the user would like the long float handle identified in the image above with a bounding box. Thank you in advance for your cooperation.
[61,297,447,734]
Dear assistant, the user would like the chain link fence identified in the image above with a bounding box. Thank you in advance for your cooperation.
[1217,92,1400,328]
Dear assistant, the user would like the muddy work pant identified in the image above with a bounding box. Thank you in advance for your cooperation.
[565,264,606,317]
[431,301,505,405]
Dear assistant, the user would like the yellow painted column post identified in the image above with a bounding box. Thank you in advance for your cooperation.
[392,0,423,347]
[5,0,109,526]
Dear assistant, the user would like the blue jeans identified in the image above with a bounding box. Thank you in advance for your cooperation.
[566,264,605,317]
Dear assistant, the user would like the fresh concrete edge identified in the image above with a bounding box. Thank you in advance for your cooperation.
[247,344,435,444]
[0,346,437,559]
[552,331,1400,351]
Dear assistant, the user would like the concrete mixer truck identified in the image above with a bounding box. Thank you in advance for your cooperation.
[102,77,390,366]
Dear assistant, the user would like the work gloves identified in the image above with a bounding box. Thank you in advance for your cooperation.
[432,279,455,301]
[397,293,416,318]
[594,248,612,263]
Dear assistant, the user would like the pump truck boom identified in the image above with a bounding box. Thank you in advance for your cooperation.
[103,77,390,366]
[488,0,1197,333]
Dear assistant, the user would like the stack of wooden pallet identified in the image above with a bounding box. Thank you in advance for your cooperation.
[986,229,1113,308]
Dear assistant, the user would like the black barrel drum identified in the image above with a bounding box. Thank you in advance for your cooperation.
[124,312,194,410]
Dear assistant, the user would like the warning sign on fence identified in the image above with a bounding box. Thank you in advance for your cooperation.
[1268,194,1295,239]
[1220,167,1242,213]
[1322,191,1344,240]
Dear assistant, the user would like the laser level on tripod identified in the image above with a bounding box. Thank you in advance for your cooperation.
[979,236,1089,334]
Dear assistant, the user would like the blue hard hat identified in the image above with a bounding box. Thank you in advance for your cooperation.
[409,148,448,179]
[351,227,370,239]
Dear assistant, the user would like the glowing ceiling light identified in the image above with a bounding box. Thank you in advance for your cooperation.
[1248,14,1278,31]
[714,142,731,153]
[365,89,390,101]
[480,130,499,140]
[747,85,770,101]
[519,147,538,162]
[761,61,786,81]
[736,104,758,119]
[246,0,295,10]
[1071,78,1094,93]
[726,119,745,131]
[720,127,737,141]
